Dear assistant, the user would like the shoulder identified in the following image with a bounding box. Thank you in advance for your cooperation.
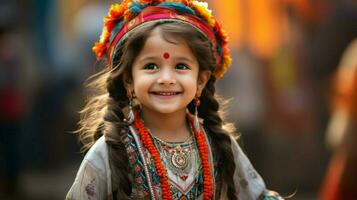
[228,135,267,199]
[66,136,113,200]
[228,136,245,158]
[229,136,285,199]
[83,136,110,177]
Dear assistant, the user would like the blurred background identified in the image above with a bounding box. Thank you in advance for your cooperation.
[0,0,357,199]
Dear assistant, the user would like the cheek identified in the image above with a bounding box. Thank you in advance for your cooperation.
[181,75,198,95]
[132,74,150,92]
[131,72,159,105]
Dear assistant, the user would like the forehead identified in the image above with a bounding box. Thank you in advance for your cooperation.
[135,27,195,60]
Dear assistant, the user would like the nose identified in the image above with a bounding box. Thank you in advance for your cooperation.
[157,67,176,85]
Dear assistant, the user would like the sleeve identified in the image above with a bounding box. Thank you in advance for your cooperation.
[230,136,284,200]
[65,159,107,200]
[65,137,113,200]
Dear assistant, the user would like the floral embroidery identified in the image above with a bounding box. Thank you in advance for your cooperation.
[85,179,96,197]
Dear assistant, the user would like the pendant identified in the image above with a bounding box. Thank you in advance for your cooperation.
[171,150,189,170]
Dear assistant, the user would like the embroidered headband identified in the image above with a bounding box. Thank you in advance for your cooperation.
[93,0,232,79]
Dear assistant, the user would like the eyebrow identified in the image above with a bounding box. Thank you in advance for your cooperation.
[136,56,156,62]
[175,56,196,63]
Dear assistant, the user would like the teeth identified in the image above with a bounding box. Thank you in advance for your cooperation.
[156,92,177,96]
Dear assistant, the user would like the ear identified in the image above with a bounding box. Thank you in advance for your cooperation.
[123,72,134,92]
[197,70,211,96]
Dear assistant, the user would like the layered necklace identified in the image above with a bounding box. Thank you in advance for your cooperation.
[133,112,213,200]
[150,129,201,183]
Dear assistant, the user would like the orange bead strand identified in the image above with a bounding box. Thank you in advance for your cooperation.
[133,112,213,199]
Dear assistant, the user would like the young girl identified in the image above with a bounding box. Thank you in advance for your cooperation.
[66,0,284,199]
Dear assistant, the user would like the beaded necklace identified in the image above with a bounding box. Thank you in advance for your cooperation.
[133,112,213,200]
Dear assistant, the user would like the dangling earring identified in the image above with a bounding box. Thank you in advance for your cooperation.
[127,91,135,124]
[194,96,201,132]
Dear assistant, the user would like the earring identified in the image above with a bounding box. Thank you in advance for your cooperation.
[194,96,201,132]
[127,91,135,124]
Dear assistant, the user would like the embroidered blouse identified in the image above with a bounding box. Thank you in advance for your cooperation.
[65,126,283,200]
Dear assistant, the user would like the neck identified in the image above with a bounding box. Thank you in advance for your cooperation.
[140,108,190,142]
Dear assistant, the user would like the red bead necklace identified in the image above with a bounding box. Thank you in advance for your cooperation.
[133,112,213,199]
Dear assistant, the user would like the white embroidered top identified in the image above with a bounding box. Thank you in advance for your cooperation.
[65,127,282,200]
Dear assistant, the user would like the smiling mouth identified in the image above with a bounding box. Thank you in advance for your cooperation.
[150,91,182,96]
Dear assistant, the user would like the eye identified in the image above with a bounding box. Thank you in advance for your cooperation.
[176,63,190,70]
[143,63,159,70]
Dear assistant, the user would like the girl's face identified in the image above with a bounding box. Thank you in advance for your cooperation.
[129,27,210,116]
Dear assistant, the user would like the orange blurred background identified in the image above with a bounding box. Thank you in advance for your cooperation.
[1,0,357,199]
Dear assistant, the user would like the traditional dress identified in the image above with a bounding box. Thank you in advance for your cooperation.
[65,125,283,200]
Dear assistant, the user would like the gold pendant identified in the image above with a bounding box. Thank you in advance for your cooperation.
[171,150,189,170]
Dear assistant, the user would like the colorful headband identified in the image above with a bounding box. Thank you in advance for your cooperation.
[93,0,232,79]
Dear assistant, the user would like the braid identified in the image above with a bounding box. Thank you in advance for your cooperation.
[103,74,133,199]
[75,65,133,198]
[192,77,238,200]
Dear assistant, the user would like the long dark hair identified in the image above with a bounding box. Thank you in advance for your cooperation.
[76,21,238,199]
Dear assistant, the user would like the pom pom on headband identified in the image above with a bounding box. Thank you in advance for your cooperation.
[93,0,232,79]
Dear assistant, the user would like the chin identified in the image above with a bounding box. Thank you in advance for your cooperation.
[154,108,181,114]
[150,106,186,115]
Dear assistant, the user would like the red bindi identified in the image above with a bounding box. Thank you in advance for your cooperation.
[163,52,170,59]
